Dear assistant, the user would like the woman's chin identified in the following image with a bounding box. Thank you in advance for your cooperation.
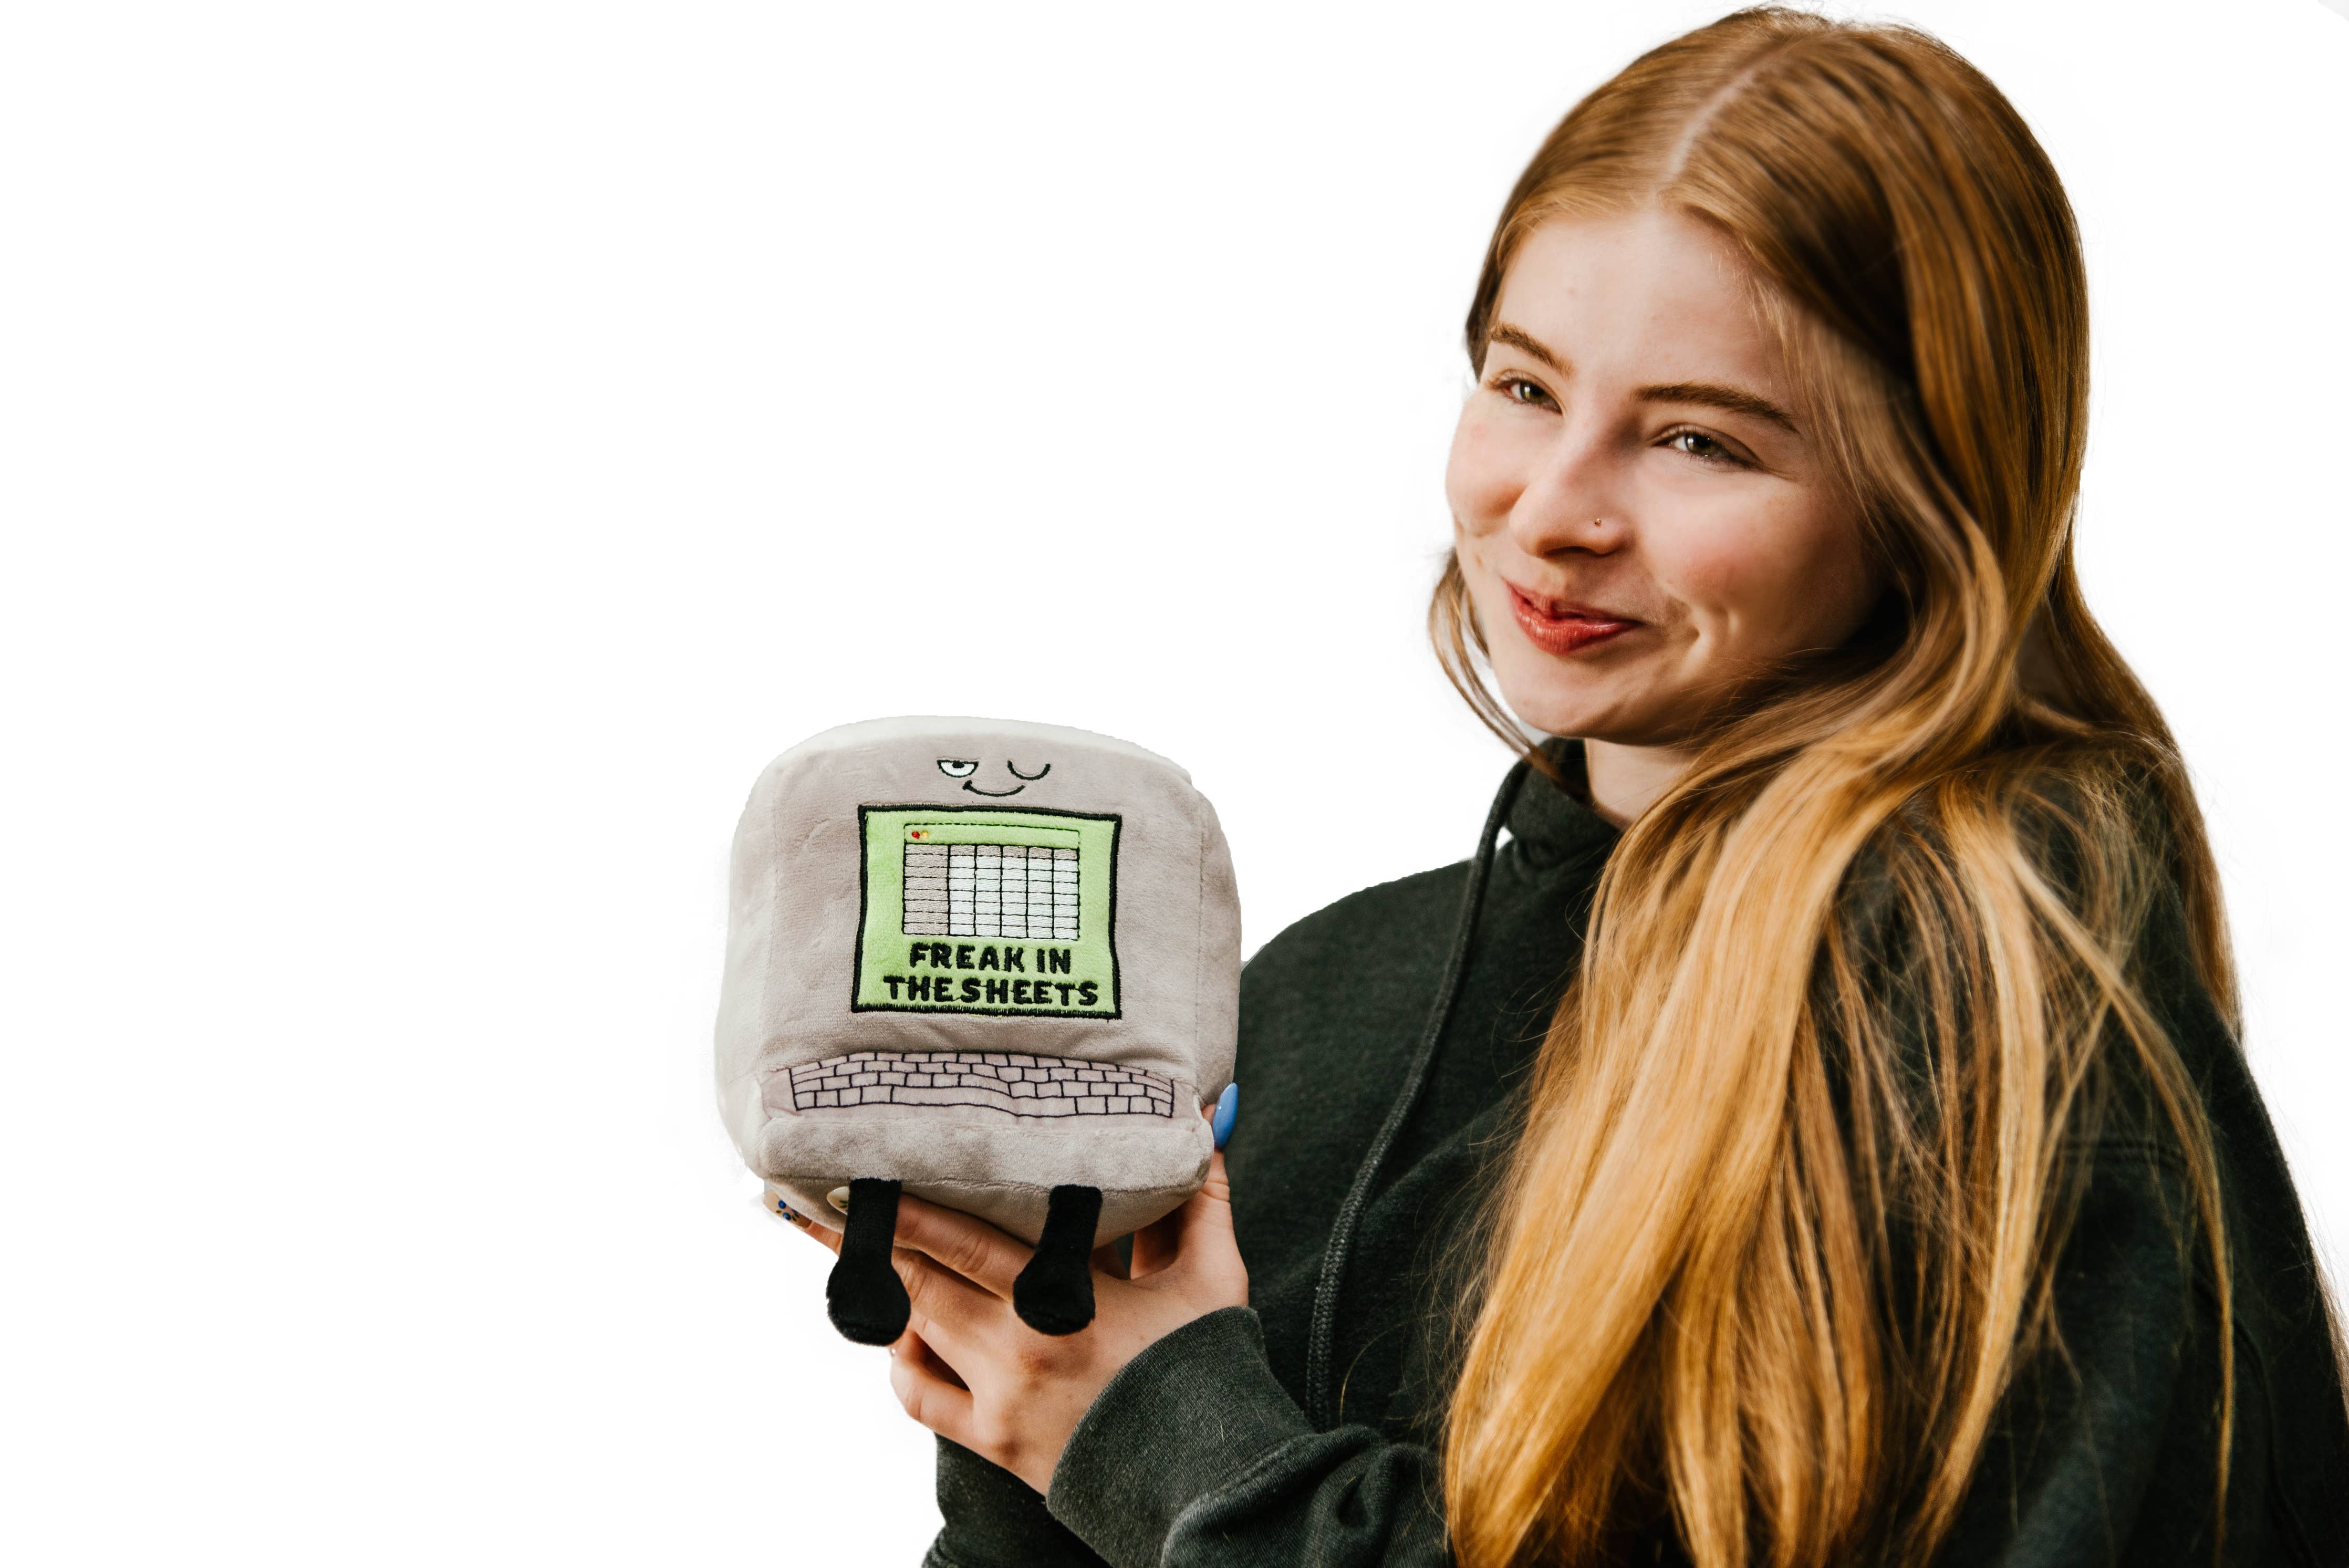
[1488,672,1617,742]
[1495,698,1605,743]
[1494,688,1683,752]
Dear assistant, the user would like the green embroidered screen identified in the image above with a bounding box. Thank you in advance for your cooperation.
[853,805,1121,1017]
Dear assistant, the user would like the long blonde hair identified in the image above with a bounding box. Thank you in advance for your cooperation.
[1432,10,2246,1564]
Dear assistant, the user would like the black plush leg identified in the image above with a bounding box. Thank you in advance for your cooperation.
[1013,1184,1103,1336]
[825,1178,910,1346]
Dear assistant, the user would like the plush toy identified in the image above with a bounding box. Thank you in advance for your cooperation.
[715,716,1241,1345]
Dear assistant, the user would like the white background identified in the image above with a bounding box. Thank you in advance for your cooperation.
[4,3,2343,1562]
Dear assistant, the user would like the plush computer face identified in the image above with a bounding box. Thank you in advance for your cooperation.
[851,759,1122,1020]
[932,756,1053,798]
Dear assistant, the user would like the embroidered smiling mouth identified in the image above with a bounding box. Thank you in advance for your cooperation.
[937,759,1052,796]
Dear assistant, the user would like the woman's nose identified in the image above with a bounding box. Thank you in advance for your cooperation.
[1508,424,1629,559]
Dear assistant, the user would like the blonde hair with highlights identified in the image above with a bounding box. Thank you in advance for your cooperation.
[1431,9,2273,1564]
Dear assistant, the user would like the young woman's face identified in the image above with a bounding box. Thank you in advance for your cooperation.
[1446,207,1880,747]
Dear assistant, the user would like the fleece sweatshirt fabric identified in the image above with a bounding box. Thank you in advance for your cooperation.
[919,739,2349,1567]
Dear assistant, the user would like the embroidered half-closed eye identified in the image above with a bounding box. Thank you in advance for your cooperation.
[937,760,979,778]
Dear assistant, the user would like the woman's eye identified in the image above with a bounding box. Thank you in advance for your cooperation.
[937,760,979,778]
[1664,429,1744,465]
[1494,373,1557,410]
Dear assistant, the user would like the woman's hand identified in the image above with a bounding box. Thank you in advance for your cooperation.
[783,1136,1246,1496]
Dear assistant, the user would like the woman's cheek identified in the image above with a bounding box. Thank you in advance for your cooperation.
[1444,405,1520,536]
[1656,501,1825,659]
[1733,500,1877,655]
[1647,537,1748,653]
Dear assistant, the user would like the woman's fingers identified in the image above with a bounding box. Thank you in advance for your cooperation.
[1155,1150,1248,1303]
[775,1193,992,1355]
[882,1191,1033,1300]
[1133,1107,1230,1276]
[1176,1150,1240,1254]
[779,1187,1043,1366]
[888,1330,976,1448]
[1128,1204,1182,1277]
[1196,1147,1234,1209]
[779,1186,1032,1300]
[774,1197,842,1254]
[900,1327,970,1392]
[892,1245,1017,1365]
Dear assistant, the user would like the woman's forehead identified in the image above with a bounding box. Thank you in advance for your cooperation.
[1491,210,1784,392]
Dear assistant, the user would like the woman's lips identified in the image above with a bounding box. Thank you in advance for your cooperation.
[1506,583,1642,656]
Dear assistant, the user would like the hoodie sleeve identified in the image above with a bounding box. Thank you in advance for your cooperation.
[925,1436,1110,1568]
[1043,1306,1453,1568]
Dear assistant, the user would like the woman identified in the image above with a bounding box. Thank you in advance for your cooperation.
[787,8,2349,1563]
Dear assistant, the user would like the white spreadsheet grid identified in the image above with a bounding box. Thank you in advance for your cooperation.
[903,843,1079,940]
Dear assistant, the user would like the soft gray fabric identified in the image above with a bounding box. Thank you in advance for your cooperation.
[715,716,1241,1244]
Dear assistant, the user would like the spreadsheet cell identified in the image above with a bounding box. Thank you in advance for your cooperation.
[903,842,1080,939]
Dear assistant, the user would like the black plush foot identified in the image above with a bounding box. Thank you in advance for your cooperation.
[1013,1184,1103,1335]
[826,1178,910,1345]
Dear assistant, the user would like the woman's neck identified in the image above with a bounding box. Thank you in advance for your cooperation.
[1578,738,1695,829]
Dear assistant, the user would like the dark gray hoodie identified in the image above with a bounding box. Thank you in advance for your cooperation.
[921,740,2349,1567]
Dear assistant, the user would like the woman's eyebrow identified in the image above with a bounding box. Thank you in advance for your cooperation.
[1637,381,1797,432]
[1487,323,1566,371]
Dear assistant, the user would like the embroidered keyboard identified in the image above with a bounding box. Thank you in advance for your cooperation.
[788,1050,1175,1118]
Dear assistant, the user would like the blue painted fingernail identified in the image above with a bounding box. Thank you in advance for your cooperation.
[1212,1083,1239,1149]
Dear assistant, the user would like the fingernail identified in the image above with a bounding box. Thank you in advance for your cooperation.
[775,1198,808,1227]
[827,1186,851,1214]
[1212,1083,1239,1149]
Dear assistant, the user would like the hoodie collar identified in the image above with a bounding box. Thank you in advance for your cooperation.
[1505,736,1625,868]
